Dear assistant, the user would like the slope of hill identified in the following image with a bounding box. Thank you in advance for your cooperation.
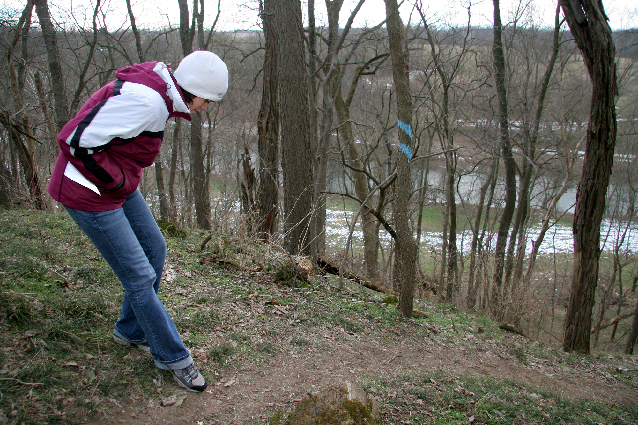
[0,209,636,424]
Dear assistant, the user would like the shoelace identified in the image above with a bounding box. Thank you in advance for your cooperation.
[176,365,198,382]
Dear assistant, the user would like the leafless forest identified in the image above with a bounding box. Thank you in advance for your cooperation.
[2,0,638,354]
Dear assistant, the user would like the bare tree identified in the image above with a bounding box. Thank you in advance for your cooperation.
[68,0,101,114]
[256,0,280,239]
[503,5,562,316]
[15,0,33,94]
[384,0,418,317]
[33,0,69,130]
[177,0,215,230]
[126,0,145,63]
[490,0,518,320]
[307,0,321,252]
[168,119,182,221]
[334,52,389,280]
[272,0,315,255]
[4,0,46,210]
[415,3,479,301]
[561,0,618,354]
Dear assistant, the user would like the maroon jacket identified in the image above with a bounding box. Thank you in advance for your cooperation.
[48,61,191,211]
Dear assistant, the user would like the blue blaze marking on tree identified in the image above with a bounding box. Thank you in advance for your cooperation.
[397,119,413,139]
[398,142,412,160]
[397,119,413,160]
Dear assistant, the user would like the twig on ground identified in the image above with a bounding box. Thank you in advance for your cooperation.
[29,256,70,287]
[383,354,403,365]
[0,378,44,386]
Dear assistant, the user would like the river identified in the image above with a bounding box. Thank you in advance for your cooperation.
[324,209,638,256]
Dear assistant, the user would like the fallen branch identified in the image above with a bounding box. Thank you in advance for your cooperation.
[500,323,530,339]
[200,233,213,251]
[318,257,396,295]
[317,257,429,318]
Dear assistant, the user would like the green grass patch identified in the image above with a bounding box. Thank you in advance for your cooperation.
[208,341,238,364]
[364,372,638,425]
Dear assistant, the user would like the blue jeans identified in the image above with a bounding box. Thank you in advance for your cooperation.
[64,190,192,371]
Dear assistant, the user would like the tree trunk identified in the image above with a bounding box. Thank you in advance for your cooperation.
[509,5,562,299]
[33,0,69,130]
[177,0,211,230]
[69,0,100,114]
[385,0,418,317]
[178,0,191,56]
[444,127,458,300]
[625,300,638,354]
[592,279,612,348]
[238,147,256,231]
[307,0,323,254]
[180,137,191,227]
[257,0,280,240]
[335,91,380,280]
[155,156,170,221]
[561,0,618,354]
[314,0,365,259]
[480,156,500,311]
[491,0,517,320]
[609,204,633,342]
[273,0,315,255]
[415,129,435,262]
[467,156,498,310]
[439,195,449,295]
[524,135,584,285]
[0,113,45,210]
[333,51,389,280]
[190,113,211,229]
[35,72,58,153]
[6,4,45,210]
[168,119,181,222]
[16,1,33,94]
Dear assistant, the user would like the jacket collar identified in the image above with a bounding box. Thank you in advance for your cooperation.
[115,61,191,121]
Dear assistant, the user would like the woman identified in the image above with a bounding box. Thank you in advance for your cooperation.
[48,50,228,392]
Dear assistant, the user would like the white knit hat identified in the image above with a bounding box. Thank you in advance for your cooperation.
[174,51,228,101]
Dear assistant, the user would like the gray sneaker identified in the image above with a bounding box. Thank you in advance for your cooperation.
[171,364,207,392]
[112,333,151,353]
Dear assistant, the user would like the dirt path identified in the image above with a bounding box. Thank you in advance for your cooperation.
[110,327,638,424]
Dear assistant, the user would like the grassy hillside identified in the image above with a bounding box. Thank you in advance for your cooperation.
[0,209,636,424]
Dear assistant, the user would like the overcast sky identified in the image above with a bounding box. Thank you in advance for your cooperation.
[5,0,637,32]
